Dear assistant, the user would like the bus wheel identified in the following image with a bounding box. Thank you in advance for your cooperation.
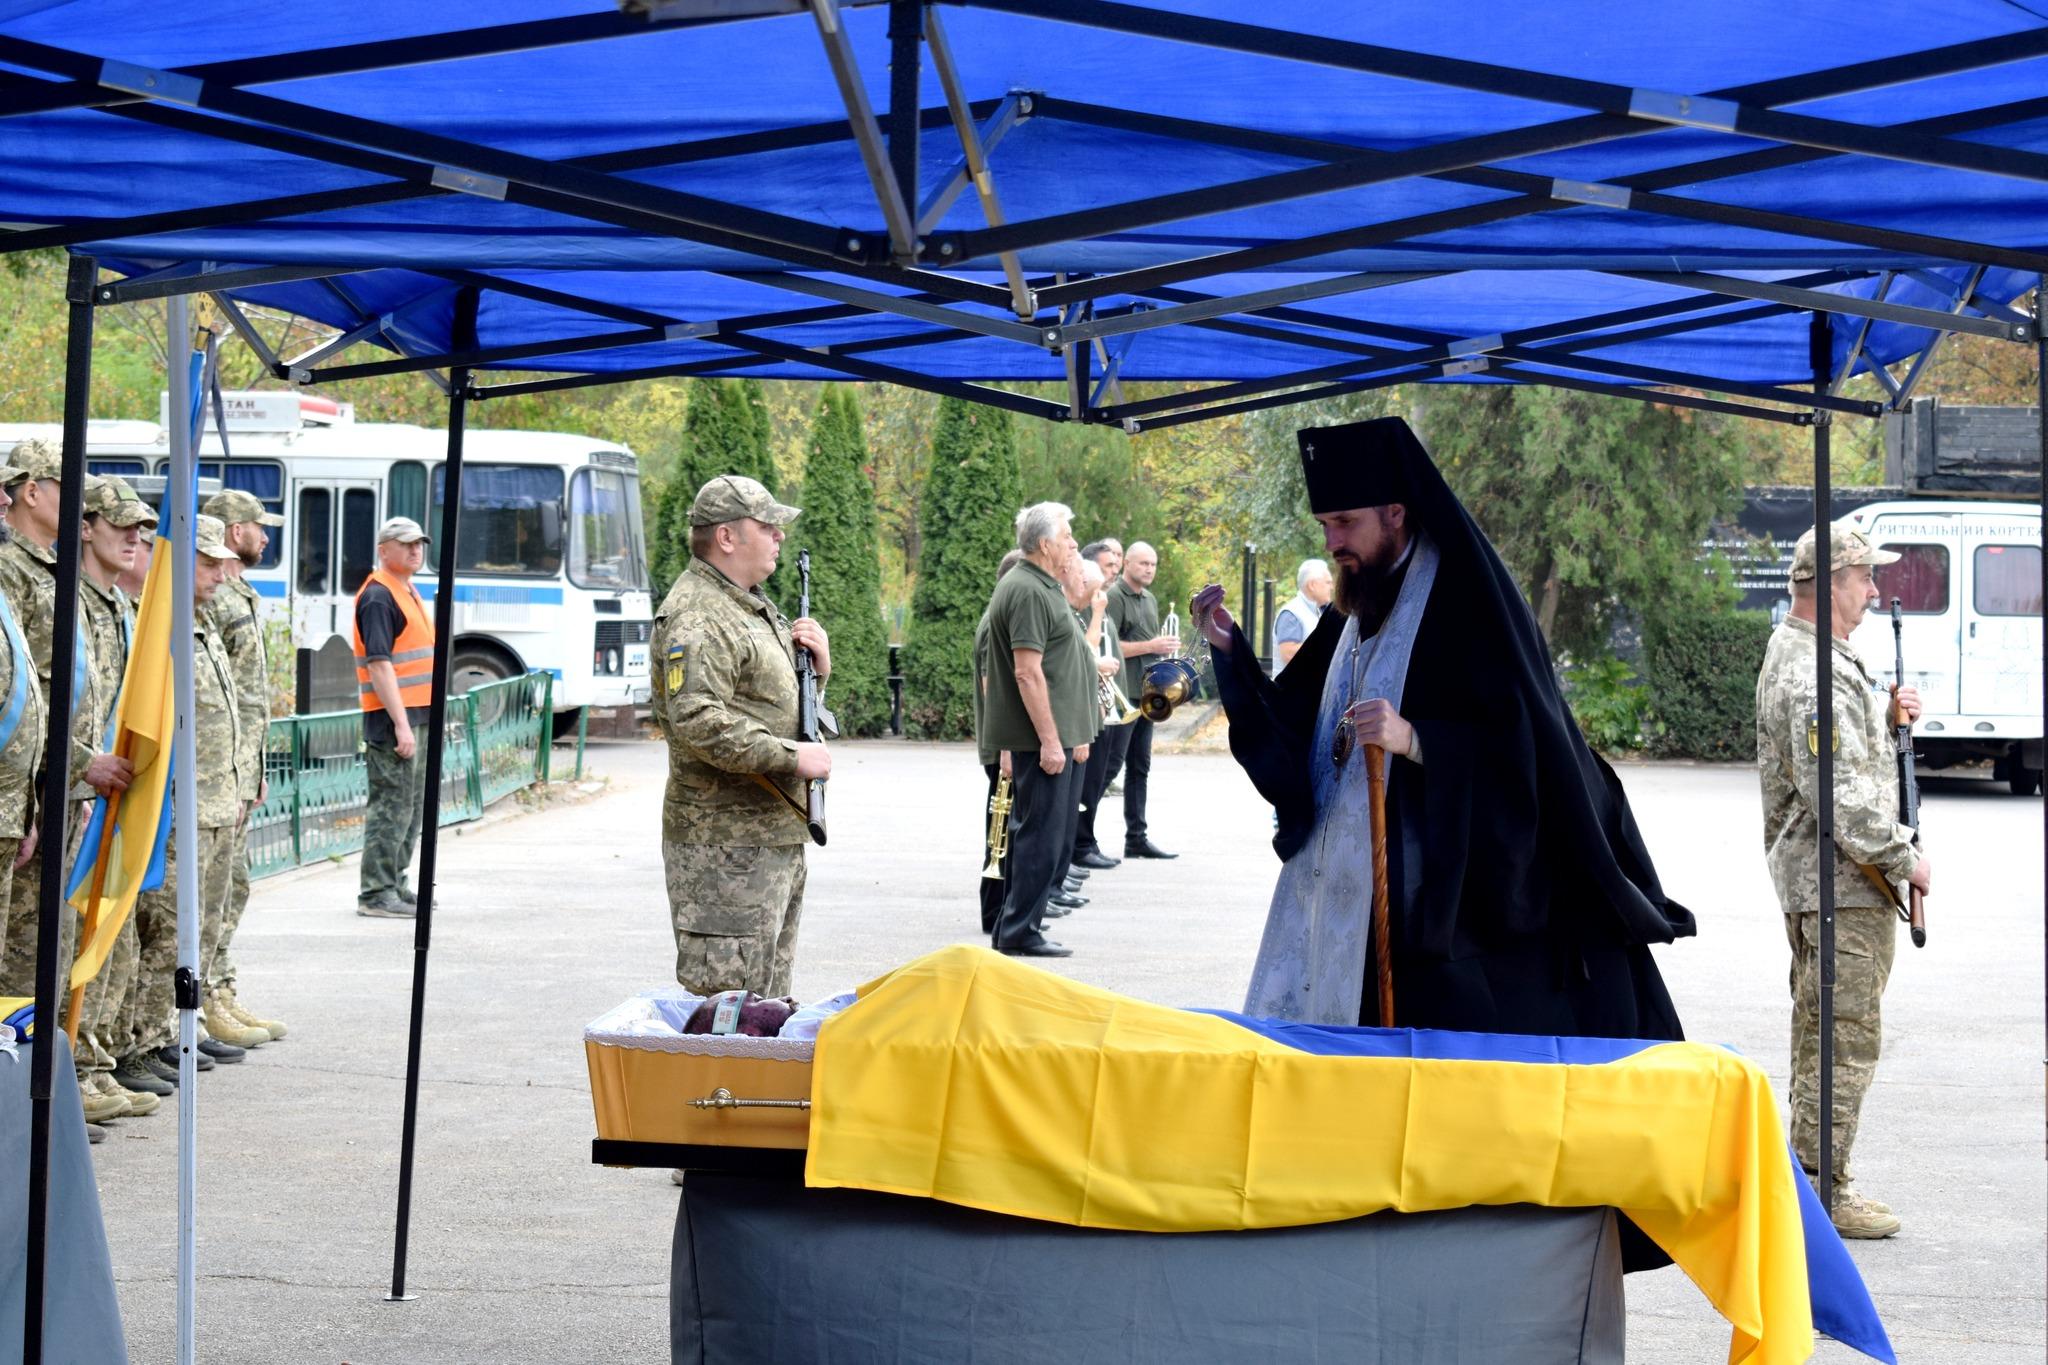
[450,643,519,728]
[2012,765,2041,797]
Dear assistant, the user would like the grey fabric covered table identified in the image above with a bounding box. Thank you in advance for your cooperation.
[0,1033,128,1365]
[671,1173,1622,1365]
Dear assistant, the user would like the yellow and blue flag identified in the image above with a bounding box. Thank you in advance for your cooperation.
[64,537,176,990]
[808,947,1892,1365]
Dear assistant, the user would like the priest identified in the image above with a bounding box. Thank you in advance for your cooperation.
[1193,416,1692,1042]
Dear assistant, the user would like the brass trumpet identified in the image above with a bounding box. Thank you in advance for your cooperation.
[1138,605,1210,722]
[981,773,1013,880]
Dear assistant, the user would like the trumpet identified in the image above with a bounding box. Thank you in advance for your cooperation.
[1139,604,1210,722]
[981,773,1013,880]
[1096,609,1139,725]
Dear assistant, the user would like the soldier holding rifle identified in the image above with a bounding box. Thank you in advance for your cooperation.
[651,476,831,1000]
[1756,521,1931,1240]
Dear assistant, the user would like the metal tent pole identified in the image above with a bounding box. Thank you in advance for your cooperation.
[1811,312,1837,1212]
[2037,276,2046,1157]
[165,290,202,1365]
[388,290,477,1302]
[20,251,95,1365]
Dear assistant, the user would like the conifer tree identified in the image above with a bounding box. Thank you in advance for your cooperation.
[652,378,781,594]
[793,388,889,735]
[902,398,1021,738]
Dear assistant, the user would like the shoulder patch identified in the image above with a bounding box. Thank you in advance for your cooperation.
[666,642,688,694]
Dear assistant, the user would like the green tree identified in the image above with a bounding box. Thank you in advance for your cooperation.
[650,378,782,593]
[1413,386,1744,660]
[902,398,1021,738]
[794,388,890,735]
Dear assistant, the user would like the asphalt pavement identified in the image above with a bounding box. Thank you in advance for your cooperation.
[85,731,2045,1363]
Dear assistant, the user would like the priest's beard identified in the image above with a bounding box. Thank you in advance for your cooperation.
[1332,557,1402,619]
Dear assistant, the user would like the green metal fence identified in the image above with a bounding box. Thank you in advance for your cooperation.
[248,671,555,880]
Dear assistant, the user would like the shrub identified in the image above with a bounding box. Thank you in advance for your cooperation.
[1562,653,1646,755]
[1642,604,1775,760]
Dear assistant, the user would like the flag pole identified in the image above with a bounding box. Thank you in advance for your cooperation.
[167,289,202,1365]
[65,734,131,1043]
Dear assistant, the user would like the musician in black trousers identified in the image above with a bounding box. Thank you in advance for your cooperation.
[972,551,1024,935]
[1072,540,1125,870]
[985,503,1096,959]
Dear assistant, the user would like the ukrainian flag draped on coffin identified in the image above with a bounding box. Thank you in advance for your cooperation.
[806,947,1892,1365]
[64,538,176,988]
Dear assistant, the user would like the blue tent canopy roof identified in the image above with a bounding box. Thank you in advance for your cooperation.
[0,1,2041,425]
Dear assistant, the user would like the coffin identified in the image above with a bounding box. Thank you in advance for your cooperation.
[584,990,817,1153]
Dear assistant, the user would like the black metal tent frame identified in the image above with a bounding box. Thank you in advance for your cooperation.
[2,3,2044,1357]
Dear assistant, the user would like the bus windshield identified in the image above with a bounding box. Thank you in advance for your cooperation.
[429,464,563,578]
[569,465,650,591]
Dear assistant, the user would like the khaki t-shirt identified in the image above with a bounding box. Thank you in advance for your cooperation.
[982,561,1096,751]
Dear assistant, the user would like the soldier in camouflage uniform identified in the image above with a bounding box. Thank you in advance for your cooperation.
[1756,520,1932,1240]
[200,488,288,1046]
[651,476,832,1000]
[0,452,47,981]
[72,477,169,1114]
[124,516,251,1074]
[0,442,129,1002]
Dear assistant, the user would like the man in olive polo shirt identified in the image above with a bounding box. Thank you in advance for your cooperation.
[1103,540,1181,860]
[982,502,1095,958]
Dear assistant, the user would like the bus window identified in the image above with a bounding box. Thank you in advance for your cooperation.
[1873,543,1949,613]
[1974,545,2042,616]
[342,487,377,594]
[186,459,286,569]
[88,459,147,480]
[569,466,649,591]
[429,464,563,578]
[297,487,332,594]
[390,461,427,528]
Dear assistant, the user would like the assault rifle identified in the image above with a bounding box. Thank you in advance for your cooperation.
[1892,600,1927,948]
[795,549,837,846]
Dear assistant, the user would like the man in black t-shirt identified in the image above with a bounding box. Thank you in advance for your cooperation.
[352,517,434,917]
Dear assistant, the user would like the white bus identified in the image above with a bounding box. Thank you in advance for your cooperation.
[0,391,654,729]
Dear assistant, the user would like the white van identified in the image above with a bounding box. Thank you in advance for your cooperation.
[1842,500,2042,794]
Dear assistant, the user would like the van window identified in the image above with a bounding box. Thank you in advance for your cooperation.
[390,461,427,528]
[87,459,147,479]
[1973,545,2042,616]
[428,464,563,578]
[181,458,286,569]
[297,487,332,594]
[1873,543,1949,614]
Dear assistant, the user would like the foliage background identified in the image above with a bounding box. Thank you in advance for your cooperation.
[2,250,2036,752]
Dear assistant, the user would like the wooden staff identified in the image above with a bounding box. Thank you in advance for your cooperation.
[1363,742,1394,1028]
[65,732,130,1044]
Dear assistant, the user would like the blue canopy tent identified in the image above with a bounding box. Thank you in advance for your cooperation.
[0,4,2043,1360]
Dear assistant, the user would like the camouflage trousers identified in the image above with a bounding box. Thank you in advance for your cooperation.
[1785,905,1897,1188]
[663,840,806,998]
[206,817,252,1001]
[0,850,66,1001]
[360,742,427,904]
[0,839,16,989]
[124,824,234,1056]
[76,912,138,1076]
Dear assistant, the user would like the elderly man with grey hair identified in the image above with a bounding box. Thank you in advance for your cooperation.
[980,502,1095,957]
[1272,557,1334,668]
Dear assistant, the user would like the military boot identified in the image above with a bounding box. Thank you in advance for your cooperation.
[79,1076,129,1124]
[202,1000,271,1049]
[95,1071,159,1117]
[1829,1190,1901,1239]
[113,1055,175,1097]
[222,990,287,1041]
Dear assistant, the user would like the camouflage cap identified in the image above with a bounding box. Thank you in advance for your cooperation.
[85,474,159,528]
[1789,520,1901,582]
[6,437,61,484]
[688,474,799,528]
[194,513,240,561]
[202,487,285,528]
